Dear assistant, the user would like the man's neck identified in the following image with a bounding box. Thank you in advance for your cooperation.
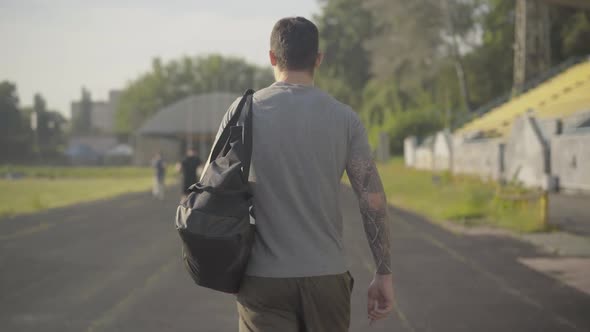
[275,70,314,86]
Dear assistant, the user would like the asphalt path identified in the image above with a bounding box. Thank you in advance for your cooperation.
[1,187,589,331]
[549,193,590,235]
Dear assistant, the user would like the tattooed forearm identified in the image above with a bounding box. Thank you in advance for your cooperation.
[346,158,392,275]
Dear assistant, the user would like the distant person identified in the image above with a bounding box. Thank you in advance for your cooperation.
[151,152,166,200]
[177,148,202,200]
[207,17,394,331]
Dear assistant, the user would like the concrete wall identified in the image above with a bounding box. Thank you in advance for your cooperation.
[414,147,433,170]
[433,130,453,171]
[402,111,590,192]
[536,117,561,140]
[504,115,549,188]
[551,130,590,192]
[562,109,590,132]
[452,138,504,180]
[414,137,435,170]
[404,136,417,167]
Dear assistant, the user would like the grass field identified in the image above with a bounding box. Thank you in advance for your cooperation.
[0,165,154,179]
[0,166,178,218]
[375,159,546,233]
[3,162,546,232]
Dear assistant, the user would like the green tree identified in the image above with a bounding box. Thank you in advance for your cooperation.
[28,93,67,159]
[43,111,67,157]
[364,0,479,111]
[32,93,47,157]
[551,7,590,62]
[0,82,20,132]
[360,80,444,152]
[0,81,32,162]
[463,0,515,111]
[314,0,376,109]
[71,87,92,134]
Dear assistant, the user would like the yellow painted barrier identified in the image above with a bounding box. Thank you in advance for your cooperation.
[494,186,549,231]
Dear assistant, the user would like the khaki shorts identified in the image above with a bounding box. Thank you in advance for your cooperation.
[237,272,354,332]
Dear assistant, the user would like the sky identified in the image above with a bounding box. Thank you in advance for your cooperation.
[0,0,320,117]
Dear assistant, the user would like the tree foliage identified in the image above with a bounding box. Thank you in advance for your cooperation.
[0,81,30,162]
[32,93,66,158]
[551,7,590,61]
[360,80,444,153]
[462,0,515,110]
[0,83,66,162]
[314,0,375,109]
[116,54,274,134]
[364,0,477,87]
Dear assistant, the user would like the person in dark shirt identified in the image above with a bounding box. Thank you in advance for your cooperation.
[176,148,202,200]
[151,152,166,200]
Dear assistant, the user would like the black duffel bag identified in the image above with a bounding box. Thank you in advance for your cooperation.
[175,89,255,294]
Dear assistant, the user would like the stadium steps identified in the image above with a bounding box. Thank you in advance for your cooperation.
[457,58,590,137]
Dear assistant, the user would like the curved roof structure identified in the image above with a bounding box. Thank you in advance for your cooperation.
[137,92,238,137]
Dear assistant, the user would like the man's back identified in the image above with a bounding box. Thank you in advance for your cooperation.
[246,81,370,277]
[209,17,393,332]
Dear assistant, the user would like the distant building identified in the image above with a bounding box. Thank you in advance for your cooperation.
[68,90,121,164]
[70,90,120,134]
[134,92,237,165]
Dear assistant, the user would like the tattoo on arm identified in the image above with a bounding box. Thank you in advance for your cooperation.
[347,157,392,274]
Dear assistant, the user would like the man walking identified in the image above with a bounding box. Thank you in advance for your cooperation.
[210,17,394,331]
[176,148,201,201]
[151,151,165,200]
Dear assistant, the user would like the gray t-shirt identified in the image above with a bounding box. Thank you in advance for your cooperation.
[210,81,371,278]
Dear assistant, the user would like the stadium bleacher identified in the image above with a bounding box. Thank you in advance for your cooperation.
[457,58,590,137]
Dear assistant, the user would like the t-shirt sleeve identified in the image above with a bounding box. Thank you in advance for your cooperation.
[347,110,372,163]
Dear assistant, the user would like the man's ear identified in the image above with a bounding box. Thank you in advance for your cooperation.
[269,50,277,66]
[315,52,324,69]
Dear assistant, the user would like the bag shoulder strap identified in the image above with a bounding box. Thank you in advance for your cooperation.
[209,89,254,164]
[242,93,254,181]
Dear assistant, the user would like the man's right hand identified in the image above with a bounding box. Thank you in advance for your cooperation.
[367,273,394,323]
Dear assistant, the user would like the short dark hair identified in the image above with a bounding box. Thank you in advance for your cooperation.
[270,17,319,72]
